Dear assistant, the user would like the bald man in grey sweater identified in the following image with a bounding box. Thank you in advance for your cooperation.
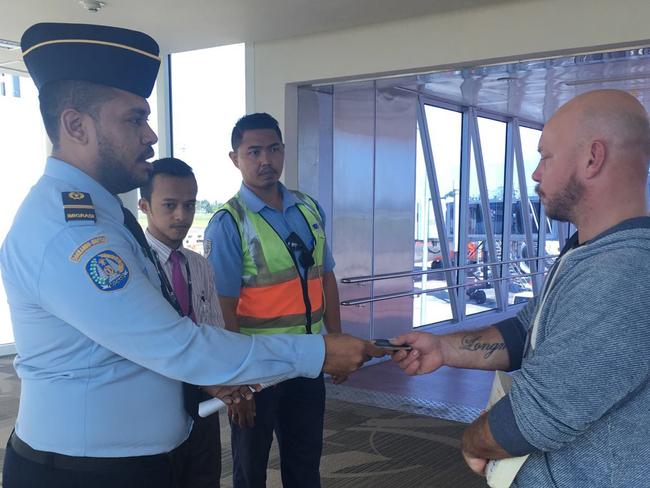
[393,89,650,488]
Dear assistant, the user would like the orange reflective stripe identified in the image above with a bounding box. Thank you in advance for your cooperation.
[307,277,323,310]
[237,276,323,319]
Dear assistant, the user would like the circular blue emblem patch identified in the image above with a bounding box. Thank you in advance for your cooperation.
[86,250,129,291]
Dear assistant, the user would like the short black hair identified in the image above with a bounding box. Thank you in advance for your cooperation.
[231,112,283,151]
[39,80,117,148]
[139,157,195,202]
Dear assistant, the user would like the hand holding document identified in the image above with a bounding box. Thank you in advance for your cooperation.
[200,380,284,418]
[485,372,529,488]
[201,384,258,404]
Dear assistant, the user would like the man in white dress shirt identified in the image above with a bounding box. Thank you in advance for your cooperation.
[139,157,223,487]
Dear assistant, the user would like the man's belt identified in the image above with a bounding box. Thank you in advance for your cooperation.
[9,431,180,471]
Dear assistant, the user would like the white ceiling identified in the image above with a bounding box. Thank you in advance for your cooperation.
[4,1,650,124]
[0,0,513,73]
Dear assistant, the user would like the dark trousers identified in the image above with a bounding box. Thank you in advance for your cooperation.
[3,435,177,488]
[3,415,221,488]
[173,412,222,488]
[231,374,325,488]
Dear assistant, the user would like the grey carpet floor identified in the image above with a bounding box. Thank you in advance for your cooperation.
[0,355,486,487]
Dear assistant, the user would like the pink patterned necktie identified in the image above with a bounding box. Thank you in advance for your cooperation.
[169,249,193,321]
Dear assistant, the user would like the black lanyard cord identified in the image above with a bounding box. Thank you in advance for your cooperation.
[151,249,194,319]
[258,212,314,334]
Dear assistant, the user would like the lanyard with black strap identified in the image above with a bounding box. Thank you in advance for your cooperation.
[285,230,315,334]
[122,207,194,319]
[150,248,195,320]
[258,210,317,334]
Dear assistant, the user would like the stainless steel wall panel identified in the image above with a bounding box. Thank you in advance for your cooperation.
[332,82,375,339]
[297,87,334,238]
[372,85,417,340]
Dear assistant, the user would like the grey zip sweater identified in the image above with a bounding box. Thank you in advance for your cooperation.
[488,217,650,488]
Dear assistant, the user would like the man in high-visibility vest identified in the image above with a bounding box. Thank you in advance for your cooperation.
[204,112,345,488]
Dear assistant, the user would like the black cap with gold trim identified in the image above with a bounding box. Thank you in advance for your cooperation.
[21,22,160,98]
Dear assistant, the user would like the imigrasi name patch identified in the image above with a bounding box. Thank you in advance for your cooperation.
[62,191,96,222]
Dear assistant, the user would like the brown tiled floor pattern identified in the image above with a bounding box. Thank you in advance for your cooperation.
[0,354,490,487]
[338,359,493,412]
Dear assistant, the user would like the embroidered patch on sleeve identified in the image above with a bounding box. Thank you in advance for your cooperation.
[86,250,129,291]
[203,238,212,258]
[62,191,97,222]
[70,235,107,262]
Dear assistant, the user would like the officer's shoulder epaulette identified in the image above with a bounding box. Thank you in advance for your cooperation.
[61,191,97,224]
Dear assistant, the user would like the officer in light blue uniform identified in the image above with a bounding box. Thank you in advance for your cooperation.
[0,22,373,488]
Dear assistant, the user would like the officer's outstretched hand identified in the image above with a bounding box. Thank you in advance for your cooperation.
[322,334,386,376]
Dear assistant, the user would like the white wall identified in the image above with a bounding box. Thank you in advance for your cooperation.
[249,0,650,186]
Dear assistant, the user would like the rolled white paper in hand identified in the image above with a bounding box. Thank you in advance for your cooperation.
[198,375,293,418]
[198,397,227,418]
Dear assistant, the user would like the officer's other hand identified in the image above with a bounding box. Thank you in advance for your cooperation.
[228,397,256,428]
[202,384,259,405]
[322,334,387,376]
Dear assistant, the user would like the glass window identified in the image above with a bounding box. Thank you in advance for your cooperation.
[0,75,48,345]
[166,44,246,254]
[508,125,542,305]
[465,117,506,316]
[520,126,559,272]
[413,105,462,326]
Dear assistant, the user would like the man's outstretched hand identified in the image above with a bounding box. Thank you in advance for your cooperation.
[390,332,445,375]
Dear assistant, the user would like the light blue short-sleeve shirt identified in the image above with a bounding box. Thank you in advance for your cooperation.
[0,158,325,457]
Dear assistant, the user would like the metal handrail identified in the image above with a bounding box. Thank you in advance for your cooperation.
[340,254,558,284]
[340,270,547,307]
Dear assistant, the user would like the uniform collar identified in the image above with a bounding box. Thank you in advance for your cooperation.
[44,156,125,221]
[239,182,298,213]
[145,228,185,264]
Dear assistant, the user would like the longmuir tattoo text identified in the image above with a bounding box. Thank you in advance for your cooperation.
[459,335,506,359]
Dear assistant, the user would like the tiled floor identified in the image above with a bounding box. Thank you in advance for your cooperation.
[0,353,492,487]
[0,334,497,485]
[344,359,493,409]
[327,320,497,423]
[327,358,494,424]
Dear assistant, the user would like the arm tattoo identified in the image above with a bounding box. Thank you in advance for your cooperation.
[459,335,506,359]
